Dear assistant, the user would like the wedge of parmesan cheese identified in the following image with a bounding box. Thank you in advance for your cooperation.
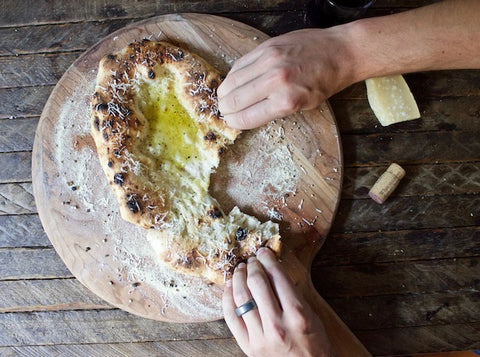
[366,75,420,126]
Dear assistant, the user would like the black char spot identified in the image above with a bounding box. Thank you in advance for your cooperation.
[236,228,248,241]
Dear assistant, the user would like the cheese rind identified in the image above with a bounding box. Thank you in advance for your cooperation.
[366,75,420,126]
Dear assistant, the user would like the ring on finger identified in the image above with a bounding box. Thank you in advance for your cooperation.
[235,298,257,317]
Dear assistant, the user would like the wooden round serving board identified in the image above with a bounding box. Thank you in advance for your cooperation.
[32,13,368,355]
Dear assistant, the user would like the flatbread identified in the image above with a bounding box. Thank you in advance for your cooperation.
[90,40,281,284]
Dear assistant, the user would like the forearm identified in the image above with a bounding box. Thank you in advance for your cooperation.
[341,0,480,83]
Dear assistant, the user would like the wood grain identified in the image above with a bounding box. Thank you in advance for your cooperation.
[0,152,32,183]
[319,226,480,265]
[0,248,71,280]
[0,309,232,346]
[333,195,480,233]
[0,118,38,152]
[329,291,480,329]
[343,162,480,199]
[355,323,480,356]
[0,339,244,357]
[0,183,36,215]
[0,0,305,26]
[313,257,480,298]
[0,215,49,248]
[0,278,112,313]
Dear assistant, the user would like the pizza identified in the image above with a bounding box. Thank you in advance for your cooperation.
[90,39,281,284]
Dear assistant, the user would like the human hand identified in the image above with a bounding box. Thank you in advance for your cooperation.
[218,28,356,129]
[222,247,333,357]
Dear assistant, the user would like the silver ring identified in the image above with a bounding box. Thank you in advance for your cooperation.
[235,299,257,317]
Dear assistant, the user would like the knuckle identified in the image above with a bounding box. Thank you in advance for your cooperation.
[266,46,285,61]
[269,322,288,344]
[280,92,302,113]
[235,111,252,130]
[246,269,267,290]
[226,93,240,111]
[289,303,311,333]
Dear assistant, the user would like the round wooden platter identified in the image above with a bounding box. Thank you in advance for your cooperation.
[32,14,343,324]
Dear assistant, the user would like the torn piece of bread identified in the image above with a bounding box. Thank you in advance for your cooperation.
[90,40,281,284]
[366,75,420,126]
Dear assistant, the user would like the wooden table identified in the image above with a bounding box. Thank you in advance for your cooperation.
[1,1,479,355]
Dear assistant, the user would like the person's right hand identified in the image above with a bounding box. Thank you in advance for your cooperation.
[217,27,356,130]
[222,247,333,357]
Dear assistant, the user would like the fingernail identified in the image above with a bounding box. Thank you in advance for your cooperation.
[248,256,256,263]
[256,247,268,256]
[236,262,246,270]
[226,279,232,287]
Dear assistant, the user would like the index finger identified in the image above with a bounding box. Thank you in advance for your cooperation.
[217,46,264,98]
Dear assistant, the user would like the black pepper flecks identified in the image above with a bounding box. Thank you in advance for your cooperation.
[236,227,248,241]
[107,161,113,168]
[148,69,155,79]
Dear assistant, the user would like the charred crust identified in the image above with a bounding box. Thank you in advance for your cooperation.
[218,147,225,155]
[94,103,108,111]
[103,132,109,140]
[207,208,223,219]
[113,173,124,186]
[107,54,117,61]
[236,228,248,241]
[148,69,155,79]
[107,161,113,168]
[93,117,100,131]
[126,194,141,213]
[203,131,216,141]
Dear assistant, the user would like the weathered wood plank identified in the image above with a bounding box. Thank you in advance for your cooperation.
[334,70,480,100]
[0,0,438,28]
[0,118,38,152]
[0,215,49,248]
[0,309,231,346]
[312,257,480,298]
[0,53,79,88]
[0,248,71,280]
[0,87,52,119]
[329,291,480,330]
[0,12,304,57]
[0,183,36,215]
[342,162,480,199]
[318,226,480,266]
[0,0,307,27]
[343,131,480,166]
[2,277,478,333]
[333,195,480,233]
[332,96,480,134]
[0,152,32,183]
[355,323,480,356]
[0,20,135,56]
[0,279,111,312]
[0,339,243,357]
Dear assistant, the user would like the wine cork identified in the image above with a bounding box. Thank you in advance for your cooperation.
[369,163,406,204]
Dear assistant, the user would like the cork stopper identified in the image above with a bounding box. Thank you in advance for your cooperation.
[368,163,406,204]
